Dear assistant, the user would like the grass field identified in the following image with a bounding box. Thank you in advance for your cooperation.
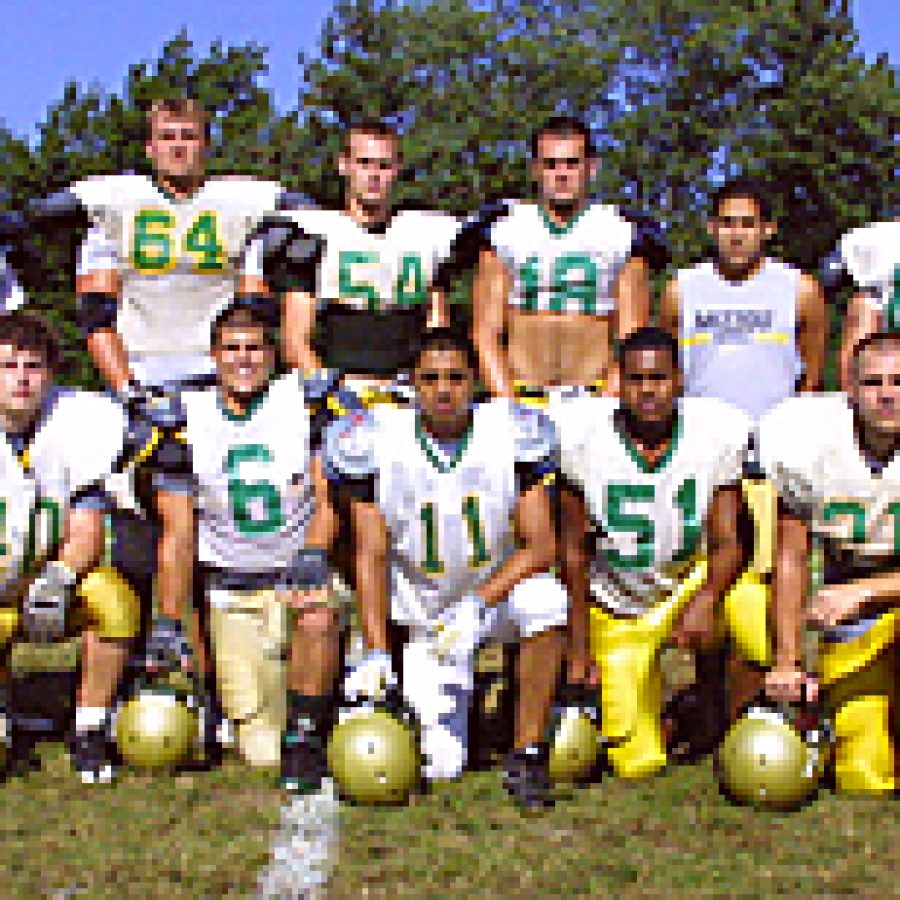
[2,645,897,898]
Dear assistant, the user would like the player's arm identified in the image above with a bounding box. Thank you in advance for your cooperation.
[808,570,900,630]
[472,248,515,397]
[795,272,826,392]
[839,290,881,390]
[558,482,593,684]
[765,509,810,702]
[659,275,681,339]
[76,251,131,392]
[672,484,745,649]
[607,254,651,396]
[350,497,391,654]
[56,504,105,577]
[426,286,448,329]
[283,289,323,372]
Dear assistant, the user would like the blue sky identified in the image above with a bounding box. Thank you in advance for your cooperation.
[0,0,897,141]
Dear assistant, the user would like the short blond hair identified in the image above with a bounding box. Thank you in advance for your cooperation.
[147,98,209,139]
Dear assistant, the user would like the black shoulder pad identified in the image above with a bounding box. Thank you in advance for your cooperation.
[433,200,511,291]
[276,191,318,212]
[623,211,670,271]
[820,248,854,295]
[254,215,325,294]
[0,210,26,246]
[27,190,90,232]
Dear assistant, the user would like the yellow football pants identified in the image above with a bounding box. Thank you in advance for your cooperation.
[820,608,897,795]
[589,564,770,779]
[208,588,287,768]
[0,565,140,661]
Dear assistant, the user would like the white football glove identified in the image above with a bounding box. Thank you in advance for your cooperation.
[343,650,397,703]
[432,592,489,665]
[23,561,77,642]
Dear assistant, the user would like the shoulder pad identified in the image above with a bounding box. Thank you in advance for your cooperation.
[511,403,557,465]
[27,190,89,231]
[254,215,324,260]
[0,210,26,246]
[303,368,342,404]
[276,191,318,212]
[323,411,378,481]
[468,199,511,230]
[820,247,853,293]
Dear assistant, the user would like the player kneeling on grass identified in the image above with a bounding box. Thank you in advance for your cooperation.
[0,311,140,783]
[762,332,900,795]
[155,302,340,790]
[326,328,567,810]
[556,327,755,779]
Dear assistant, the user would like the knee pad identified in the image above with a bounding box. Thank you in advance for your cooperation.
[506,573,568,638]
[741,478,776,576]
[821,616,897,795]
[78,566,141,640]
[237,714,283,768]
[0,605,19,649]
[722,570,772,667]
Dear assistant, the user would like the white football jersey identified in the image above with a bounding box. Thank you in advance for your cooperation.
[484,199,636,316]
[73,174,282,381]
[555,395,751,615]
[760,393,900,567]
[263,206,459,310]
[181,372,320,572]
[839,219,900,323]
[0,389,126,589]
[325,399,556,626]
[0,251,25,312]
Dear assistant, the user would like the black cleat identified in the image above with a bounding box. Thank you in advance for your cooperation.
[70,728,116,784]
[503,744,555,811]
[280,730,329,794]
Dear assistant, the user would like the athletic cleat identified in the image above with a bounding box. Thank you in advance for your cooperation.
[280,730,329,794]
[71,728,116,784]
[503,744,555,811]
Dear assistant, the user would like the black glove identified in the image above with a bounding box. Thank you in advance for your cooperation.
[145,616,193,673]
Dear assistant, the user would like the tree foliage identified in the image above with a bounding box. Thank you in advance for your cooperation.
[0,3,896,382]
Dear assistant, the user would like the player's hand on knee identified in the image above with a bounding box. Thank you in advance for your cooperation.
[145,615,193,674]
[23,561,77,642]
[809,583,867,630]
[433,592,488,664]
[283,586,331,611]
[765,664,817,705]
[672,591,717,650]
[343,650,397,703]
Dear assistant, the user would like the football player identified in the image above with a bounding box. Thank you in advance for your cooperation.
[0,311,141,782]
[463,114,667,402]
[555,327,753,778]
[761,331,899,795]
[326,328,568,810]
[830,218,900,389]
[33,96,288,752]
[245,120,459,403]
[659,179,826,752]
[154,302,339,790]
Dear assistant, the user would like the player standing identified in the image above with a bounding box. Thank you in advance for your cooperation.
[326,329,567,809]
[761,332,898,795]
[555,327,753,778]
[659,179,826,752]
[247,120,459,401]
[32,97,288,755]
